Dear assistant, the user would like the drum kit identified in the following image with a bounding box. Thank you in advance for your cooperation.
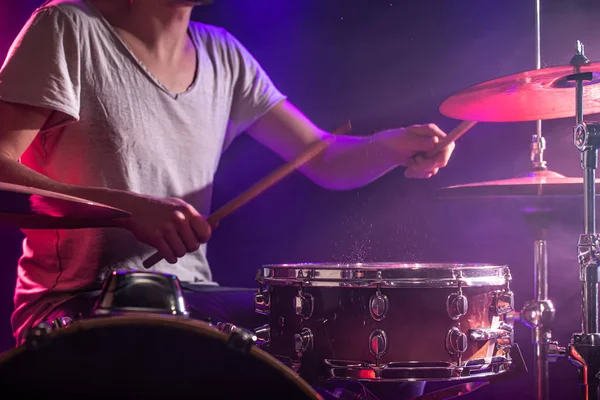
[2,21,600,400]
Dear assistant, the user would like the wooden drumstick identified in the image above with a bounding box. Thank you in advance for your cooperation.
[142,121,352,269]
[425,120,477,157]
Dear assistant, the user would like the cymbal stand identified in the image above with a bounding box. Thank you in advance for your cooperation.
[566,40,600,400]
[511,3,564,400]
[517,207,561,400]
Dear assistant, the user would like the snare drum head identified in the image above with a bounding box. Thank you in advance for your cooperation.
[258,262,509,288]
[0,315,319,399]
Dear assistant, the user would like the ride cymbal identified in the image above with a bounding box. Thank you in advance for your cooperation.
[440,170,599,197]
[440,63,600,122]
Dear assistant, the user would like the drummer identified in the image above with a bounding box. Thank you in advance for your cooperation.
[0,0,454,395]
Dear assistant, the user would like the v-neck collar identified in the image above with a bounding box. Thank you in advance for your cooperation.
[84,0,200,100]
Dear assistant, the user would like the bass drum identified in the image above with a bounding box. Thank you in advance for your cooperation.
[0,314,321,399]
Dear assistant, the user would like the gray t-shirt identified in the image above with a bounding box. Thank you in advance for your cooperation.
[0,0,285,342]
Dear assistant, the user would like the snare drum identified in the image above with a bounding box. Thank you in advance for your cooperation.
[0,314,321,398]
[254,262,514,383]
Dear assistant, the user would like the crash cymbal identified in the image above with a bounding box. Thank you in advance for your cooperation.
[440,62,600,122]
[440,170,599,197]
[0,182,130,229]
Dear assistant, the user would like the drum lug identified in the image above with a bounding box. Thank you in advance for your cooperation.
[369,329,389,359]
[294,291,314,320]
[254,291,271,316]
[445,327,468,355]
[216,322,238,334]
[369,290,389,322]
[51,316,73,330]
[491,290,514,316]
[218,321,264,352]
[24,322,54,349]
[254,324,271,347]
[446,293,468,320]
[226,327,258,354]
[294,328,314,356]
[468,325,513,348]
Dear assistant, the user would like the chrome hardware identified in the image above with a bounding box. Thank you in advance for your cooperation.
[447,272,468,320]
[491,290,514,316]
[226,327,257,354]
[278,316,285,327]
[520,299,556,329]
[574,122,600,152]
[530,134,548,170]
[216,322,237,334]
[24,321,57,349]
[469,326,513,348]
[505,311,521,324]
[547,341,567,363]
[369,329,389,358]
[294,328,314,355]
[94,271,189,317]
[446,327,468,355]
[446,293,468,320]
[294,291,314,320]
[51,316,73,330]
[254,291,271,316]
[254,324,271,347]
[323,355,515,381]
[257,263,510,288]
[369,290,389,321]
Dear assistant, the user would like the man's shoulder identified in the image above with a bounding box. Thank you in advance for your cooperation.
[189,21,232,43]
[189,22,248,58]
[35,0,94,23]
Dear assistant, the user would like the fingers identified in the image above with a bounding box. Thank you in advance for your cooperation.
[403,123,455,178]
[405,167,439,179]
[154,236,178,264]
[404,123,446,153]
[410,123,447,139]
[183,206,213,243]
[409,141,454,170]
[173,210,203,252]
[156,203,212,264]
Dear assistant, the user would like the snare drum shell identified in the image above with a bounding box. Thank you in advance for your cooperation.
[267,285,501,364]
[258,263,511,379]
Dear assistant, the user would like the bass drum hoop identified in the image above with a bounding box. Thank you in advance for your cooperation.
[0,314,321,399]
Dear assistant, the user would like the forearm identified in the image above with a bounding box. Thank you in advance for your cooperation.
[0,155,137,223]
[303,130,401,191]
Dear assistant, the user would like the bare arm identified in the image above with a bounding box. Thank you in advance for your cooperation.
[0,100,211,263]
[0,101,153,222]
[247,100,455,190]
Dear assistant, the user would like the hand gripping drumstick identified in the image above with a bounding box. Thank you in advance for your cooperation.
[142,121,352,269]
[426,120,477,157]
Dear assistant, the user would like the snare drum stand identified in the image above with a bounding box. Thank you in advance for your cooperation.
[567,40,600,400]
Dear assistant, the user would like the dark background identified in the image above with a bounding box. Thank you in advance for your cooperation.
[2,0,600,398]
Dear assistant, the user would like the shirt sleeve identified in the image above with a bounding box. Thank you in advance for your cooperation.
[0,6,81,131]
[224,30,287,137]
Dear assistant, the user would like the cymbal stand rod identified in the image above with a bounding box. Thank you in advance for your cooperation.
[567,40,600,400]
[531,0,548,171]
[521,208,557,400]
[532,2,550,398]
[534,238,550,400]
